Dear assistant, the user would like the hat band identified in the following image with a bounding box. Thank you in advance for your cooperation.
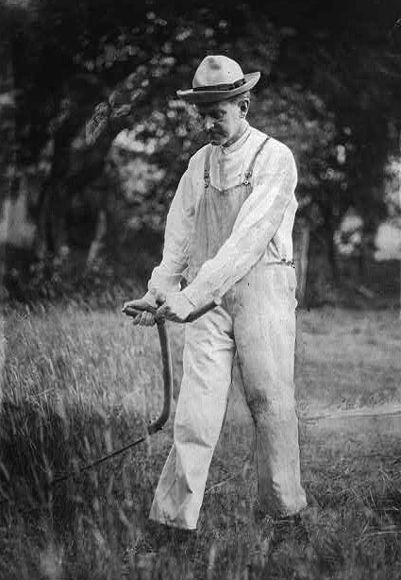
[193,78,246,92]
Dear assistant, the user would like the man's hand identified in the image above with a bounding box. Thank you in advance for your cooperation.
[122,291,165,326]
[156,292,194,323]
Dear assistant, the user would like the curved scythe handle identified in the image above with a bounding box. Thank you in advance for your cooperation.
[122,298,216,435]
[149,319,172,434]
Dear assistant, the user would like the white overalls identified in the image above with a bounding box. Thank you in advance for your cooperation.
[148,126,307,529]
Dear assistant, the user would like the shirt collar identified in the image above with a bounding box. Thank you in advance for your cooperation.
[220,122,251,154]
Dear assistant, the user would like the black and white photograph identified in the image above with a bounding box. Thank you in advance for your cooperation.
[0,0,400,578]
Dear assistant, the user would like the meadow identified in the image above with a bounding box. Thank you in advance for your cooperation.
[0,303,401,579]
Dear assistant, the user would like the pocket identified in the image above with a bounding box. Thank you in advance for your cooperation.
[270,266,297,308]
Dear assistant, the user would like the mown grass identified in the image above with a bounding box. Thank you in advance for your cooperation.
[0,304,400,579]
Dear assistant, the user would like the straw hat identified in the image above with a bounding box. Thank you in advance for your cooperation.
[177,55,260,104]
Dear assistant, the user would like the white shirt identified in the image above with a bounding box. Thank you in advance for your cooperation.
[148,123,298,309]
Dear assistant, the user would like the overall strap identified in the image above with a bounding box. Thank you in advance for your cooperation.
[244,136,270,185]
[203,146,212,189]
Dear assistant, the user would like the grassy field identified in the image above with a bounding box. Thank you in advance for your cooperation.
[0,304,401,579]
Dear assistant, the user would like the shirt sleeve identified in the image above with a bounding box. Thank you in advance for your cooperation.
[147,168,194,297]
[182,143,297,309]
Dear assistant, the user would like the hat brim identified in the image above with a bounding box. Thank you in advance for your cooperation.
[177,72,261,104]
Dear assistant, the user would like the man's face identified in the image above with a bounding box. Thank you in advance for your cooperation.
[196,100,243,146]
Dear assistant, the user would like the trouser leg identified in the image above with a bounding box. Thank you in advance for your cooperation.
[234,265,307,518]
[149,307,235,530]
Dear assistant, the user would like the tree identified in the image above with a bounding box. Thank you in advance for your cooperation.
[264,0,401,301]
[2,0,400,303]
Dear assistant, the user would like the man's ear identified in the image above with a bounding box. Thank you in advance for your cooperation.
[239,98,250,117]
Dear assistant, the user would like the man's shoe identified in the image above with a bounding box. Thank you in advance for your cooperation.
[272,510,310,544]
[121,526,197,576]
[146,522,197,553]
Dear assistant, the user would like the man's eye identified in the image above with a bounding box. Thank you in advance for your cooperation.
[198,111,223,121]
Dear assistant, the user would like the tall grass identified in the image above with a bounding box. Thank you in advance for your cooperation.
[1,304,401,579]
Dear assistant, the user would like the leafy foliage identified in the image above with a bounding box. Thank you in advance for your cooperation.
[1,0,400,302]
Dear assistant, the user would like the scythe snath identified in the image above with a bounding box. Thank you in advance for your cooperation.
[49,299,216,486]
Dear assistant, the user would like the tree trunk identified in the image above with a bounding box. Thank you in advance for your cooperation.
[327,223,338,284]
[35,182,52,259]
[293,218,310,307]
[86,209,107,268]
[305,228,337,307]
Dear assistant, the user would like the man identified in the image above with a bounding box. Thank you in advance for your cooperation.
[124,55,307,532]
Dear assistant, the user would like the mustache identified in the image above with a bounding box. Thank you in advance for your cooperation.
[206,129,222,137]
